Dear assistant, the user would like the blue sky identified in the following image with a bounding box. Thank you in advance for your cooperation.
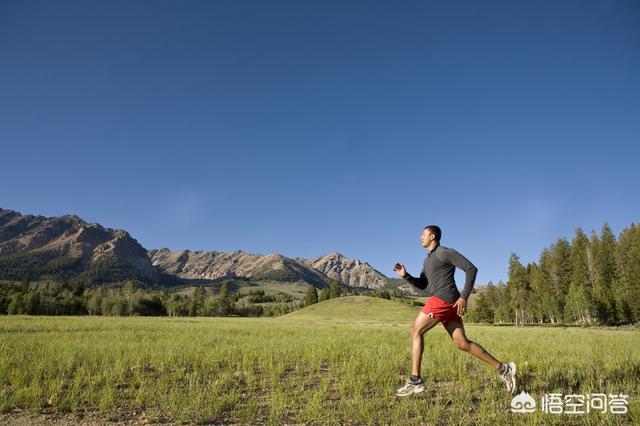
[1,0,638,284]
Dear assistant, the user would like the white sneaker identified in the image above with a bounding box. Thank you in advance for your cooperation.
[499,362,517,394]
[395,378,425,397]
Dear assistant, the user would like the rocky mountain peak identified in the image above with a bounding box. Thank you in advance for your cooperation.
[0,207,159,282]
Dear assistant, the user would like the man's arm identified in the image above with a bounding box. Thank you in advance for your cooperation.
[403,271,428,290]
[442,248,478,300]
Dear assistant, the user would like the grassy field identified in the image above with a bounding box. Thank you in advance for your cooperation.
[0,296,638,425]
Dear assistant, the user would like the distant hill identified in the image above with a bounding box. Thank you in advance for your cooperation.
[279,295,419,324]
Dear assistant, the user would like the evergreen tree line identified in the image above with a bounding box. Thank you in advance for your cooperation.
[304,279,343,306]
[0,279,306,317]
[468,223,640,325]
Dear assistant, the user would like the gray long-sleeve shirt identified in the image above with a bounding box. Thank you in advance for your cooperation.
[402,244,478,303]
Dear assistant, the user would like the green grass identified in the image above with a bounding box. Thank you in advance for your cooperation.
[281,295,419,324]
[1,296,638,425]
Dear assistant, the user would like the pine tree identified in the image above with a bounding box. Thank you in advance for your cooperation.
[318,288,329,302]
[493,282,513,323]
[531,249,556,323]
[219,282,230,299]
[549,238,572,322]
[305,285,318,306]
[527,263,544,323]
[468,291,493,323]
[614,223,640,323]
[190,286,207,316]
[329,280,342,298]
[217,282,232,316]
[481,282,499,322]
[591,224,618,324]
[507,253,530,326]
[565,228,594,324]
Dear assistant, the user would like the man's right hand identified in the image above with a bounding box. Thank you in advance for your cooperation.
[393,262,407,278]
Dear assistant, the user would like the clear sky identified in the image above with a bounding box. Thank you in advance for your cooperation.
[1,0,639,285]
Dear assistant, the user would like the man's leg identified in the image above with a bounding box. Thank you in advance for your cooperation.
[443,320,500,368]
[395,311,441,396]
[410,311,440,377]
[444,320,518,393]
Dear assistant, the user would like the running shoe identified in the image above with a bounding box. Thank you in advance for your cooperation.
[395,378,425,397]
[499,361,517,394]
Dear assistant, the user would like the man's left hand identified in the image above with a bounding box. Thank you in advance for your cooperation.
[453,298,466,317]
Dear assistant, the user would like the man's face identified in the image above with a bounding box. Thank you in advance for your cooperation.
[421,229,435,247]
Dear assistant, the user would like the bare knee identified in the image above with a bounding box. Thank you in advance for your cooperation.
[410,325,418,339]
[454,338,471,351]
[410,325,423,339]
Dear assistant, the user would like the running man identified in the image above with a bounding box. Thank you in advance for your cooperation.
[392,225,516,397]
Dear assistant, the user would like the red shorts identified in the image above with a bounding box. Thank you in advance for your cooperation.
[421,295,463,326]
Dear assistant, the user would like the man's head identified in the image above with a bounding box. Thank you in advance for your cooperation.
[421,225,441,248]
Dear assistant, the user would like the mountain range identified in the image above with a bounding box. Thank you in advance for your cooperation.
[0,208,417,294]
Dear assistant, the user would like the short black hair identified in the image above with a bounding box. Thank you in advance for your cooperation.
[424,225,442,242]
